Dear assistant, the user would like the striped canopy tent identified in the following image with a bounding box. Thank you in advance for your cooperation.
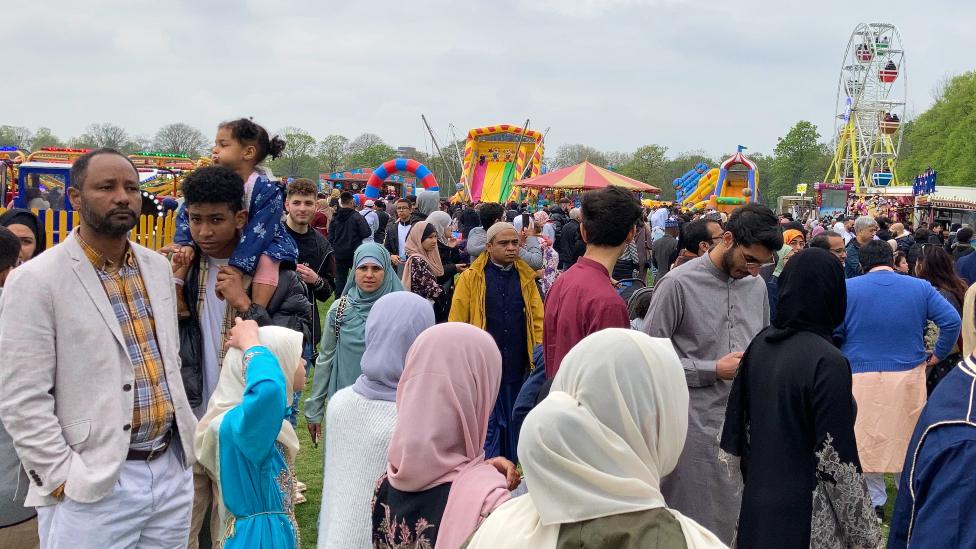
[514,161,660,193]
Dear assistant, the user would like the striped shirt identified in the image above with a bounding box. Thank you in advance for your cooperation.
[77,230,174,450]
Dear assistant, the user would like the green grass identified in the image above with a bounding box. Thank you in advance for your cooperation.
[294,384,325,546]
[292,298,332,547]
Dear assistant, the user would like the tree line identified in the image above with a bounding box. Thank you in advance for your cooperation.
[1,71,972,204]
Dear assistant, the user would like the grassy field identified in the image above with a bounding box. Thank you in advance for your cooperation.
[292,299,332,547]
[291,293,898,546]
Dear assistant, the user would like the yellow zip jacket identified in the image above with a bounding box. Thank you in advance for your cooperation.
[449,252,544,367]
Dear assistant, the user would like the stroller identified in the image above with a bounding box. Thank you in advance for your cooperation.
[615,278,646,304]
[625,285,655,331]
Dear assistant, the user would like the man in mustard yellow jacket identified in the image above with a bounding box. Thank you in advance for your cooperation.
[450,221,544,461]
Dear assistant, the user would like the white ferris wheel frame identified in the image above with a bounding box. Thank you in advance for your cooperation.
[829,22,907,191]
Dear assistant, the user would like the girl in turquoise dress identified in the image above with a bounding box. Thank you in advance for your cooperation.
[195,319,306,549]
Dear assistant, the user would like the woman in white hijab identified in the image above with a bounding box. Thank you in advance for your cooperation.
[195,319,306,549]
[463,328,727,549]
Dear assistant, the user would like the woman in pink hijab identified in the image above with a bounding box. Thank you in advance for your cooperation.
[371,323,511,549]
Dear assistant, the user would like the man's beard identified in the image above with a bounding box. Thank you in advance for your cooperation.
[80,201,138,238]
[720,247,739,278]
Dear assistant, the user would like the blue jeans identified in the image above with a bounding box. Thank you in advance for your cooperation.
[288,341,316,427]
[508,345,547,462]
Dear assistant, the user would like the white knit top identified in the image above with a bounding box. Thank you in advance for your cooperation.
[317,387,397,549]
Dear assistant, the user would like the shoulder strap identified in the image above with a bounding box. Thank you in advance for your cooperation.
[334,296,348,340]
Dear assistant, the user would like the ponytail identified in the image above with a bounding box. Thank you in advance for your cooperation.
[218,117,287,164]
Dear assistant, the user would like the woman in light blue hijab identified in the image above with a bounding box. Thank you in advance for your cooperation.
[304,242,403,429]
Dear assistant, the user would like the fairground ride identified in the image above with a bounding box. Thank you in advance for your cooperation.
[823,22,907,193]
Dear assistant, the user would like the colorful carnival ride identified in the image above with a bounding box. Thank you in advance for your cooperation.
[674,147,759,213]
[824,22,906,192]
[0,147,208,249]
[458,124,544,203]
[324,167,419,197]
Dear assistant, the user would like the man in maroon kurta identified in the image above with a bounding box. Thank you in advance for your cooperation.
[544,187,643,378]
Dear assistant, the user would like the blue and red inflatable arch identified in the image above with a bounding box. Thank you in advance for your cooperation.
[364,158,438,199]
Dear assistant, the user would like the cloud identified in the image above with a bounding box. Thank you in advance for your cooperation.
[2,0,974,163]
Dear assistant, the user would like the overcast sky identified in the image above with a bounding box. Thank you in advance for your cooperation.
[5,0,973,159]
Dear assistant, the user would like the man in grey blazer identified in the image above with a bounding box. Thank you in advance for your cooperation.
[0,149,197,548]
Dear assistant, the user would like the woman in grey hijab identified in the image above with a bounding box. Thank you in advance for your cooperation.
[415,190,440,219]
[317,292,435,549]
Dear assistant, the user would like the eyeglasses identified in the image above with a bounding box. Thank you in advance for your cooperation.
[732,243,775,269]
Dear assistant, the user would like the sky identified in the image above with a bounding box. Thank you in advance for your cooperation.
[5,0,974,160]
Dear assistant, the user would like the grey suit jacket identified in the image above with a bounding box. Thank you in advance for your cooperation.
[0,231,196,506]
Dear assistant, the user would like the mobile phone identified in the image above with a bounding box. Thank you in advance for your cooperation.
[521,213,530,228]
[452,231,461,240]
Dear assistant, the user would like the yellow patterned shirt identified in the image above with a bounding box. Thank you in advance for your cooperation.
[77,229,175,449]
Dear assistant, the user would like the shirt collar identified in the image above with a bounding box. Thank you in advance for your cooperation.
[75,227,136,272]
[576,256,610,277]
[700,251,730,282]
[489,259,514,271]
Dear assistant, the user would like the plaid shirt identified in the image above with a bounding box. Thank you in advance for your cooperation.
[195,255,245,367]
[78,231,174,450]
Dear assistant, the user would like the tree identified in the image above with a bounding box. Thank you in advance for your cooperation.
[617,144,668,194]
[267,128,319,179]
[748,153,776,205]
[0,126,34,150]
[317,134,348,173]
[604,151,633,170]
[898,71,976,185]
[153,123,209,157]
[31,127,65,150]
[660,151,715,202]
[552,144,608,168]
[126,135,154,155]
[76,123,129,150]
[347,133,385,155]
[766,121,831,203]
[280,128,317,158]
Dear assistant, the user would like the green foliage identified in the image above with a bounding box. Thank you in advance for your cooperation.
[31,127,65,151]
[765,121,831,204]
[660,152,715,202]
[0,125,33,149]
[898,71,976,184]
[617,144,668,195]
[267,128,320,179]
[345,144,397,171]
[317,134,349,173]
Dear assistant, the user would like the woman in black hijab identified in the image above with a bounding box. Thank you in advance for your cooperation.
[720,248,882,549]
[0,209,45,263]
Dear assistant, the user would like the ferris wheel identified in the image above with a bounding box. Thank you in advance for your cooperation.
[824,23,907,192]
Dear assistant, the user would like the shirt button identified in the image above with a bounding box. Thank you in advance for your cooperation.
[123,424,131,431]
[123,384,132,391]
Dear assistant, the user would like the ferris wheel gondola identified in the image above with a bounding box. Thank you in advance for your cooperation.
[824,23,907,192]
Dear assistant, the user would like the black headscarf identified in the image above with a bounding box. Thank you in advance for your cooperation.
[0,208,45,258]
[770,247,846,342]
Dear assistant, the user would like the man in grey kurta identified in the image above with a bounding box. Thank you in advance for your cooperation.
[643,203,778,543]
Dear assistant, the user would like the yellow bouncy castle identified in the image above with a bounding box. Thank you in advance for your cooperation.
[459,124,544,203]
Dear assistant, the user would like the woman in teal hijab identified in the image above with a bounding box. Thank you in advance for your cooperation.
[304,242,403,433]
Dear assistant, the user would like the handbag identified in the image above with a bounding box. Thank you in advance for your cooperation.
[926,352,961,395]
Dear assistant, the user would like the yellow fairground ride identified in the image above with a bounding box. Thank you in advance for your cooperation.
[129,151,206,198]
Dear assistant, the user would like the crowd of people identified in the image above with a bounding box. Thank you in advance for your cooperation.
[2,120,976,549]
